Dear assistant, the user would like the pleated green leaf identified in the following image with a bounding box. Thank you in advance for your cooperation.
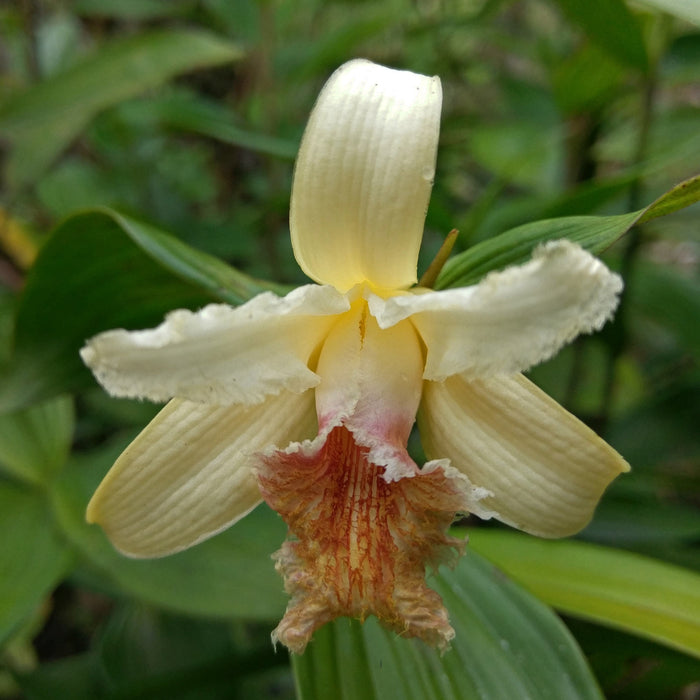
[0,483,74,645]
[0,208,273,412]
[0,29,242,187]
[468,530,700,659]
[436,174,700,289]
[293,550,603,700]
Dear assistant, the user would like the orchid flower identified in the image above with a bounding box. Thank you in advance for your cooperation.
[81,59,629,653]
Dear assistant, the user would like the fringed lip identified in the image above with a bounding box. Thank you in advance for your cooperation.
[256,424,469,654]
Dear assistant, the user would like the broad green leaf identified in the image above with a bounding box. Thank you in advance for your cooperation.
[102,209,282,302]
[634,0,700,26]
[553,0,649,72]
[0,29,242,187]
[0,483,74,645]
[468,531,700,658]
[294,550,602,700]
[0,396,73,484]
[0,208,274,412]
[51,443,288,620]
[436,174,700,289]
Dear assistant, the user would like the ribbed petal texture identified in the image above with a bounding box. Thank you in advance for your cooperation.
[290,59,441,292]
[418,373,630,537]
[87,390,317,557]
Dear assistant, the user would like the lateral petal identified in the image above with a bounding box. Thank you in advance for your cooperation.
[290,59,442,292]
[80,284,349,404]
[369,240,622,380]
[418,372,630,537]
[86,389,318,557]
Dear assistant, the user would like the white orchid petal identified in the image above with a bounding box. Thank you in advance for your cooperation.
[418,372,630,537]
[81,284,349,404]
[370,240,623,380]
[86,389,318,557]
[291,59,442,292]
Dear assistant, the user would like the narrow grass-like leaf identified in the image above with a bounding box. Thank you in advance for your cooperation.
[293,550,603,700]
[468,530,700,659]
[148,93,299,159]
[436,211,639,289]
[637,174,700,224]
[436,174,700,289]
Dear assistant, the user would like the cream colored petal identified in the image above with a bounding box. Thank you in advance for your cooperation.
[369,240,623,380]
[290,59,442,292]
[418,373,629,537]
[80,284,348,404]
[86,389,318,558]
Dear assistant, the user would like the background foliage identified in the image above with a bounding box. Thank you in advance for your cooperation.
[0,0,698,698]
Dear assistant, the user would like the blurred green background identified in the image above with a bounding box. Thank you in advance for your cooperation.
[0,1,699,698]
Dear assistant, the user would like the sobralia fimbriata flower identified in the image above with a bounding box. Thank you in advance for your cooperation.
[81,59,629,653]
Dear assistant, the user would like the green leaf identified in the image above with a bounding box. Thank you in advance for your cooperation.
[145,92,299,159]
[0,483,73,645]
[468,530,700,659]
[436,211,638,289]
[436,174,700,289]
[553,0,649,72]
[0,29,242,187]
[637,174,700,223]
[0,208,274,412]
[293,550,603,700]
[634,0,700,26]
[0,396,73,484]
[51,443,288,621]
